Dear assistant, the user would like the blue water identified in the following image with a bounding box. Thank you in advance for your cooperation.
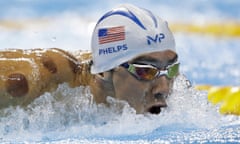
[0,0,240,143]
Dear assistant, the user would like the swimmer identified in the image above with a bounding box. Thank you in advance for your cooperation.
[0,4,179,114]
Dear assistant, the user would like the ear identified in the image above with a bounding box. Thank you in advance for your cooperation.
[96,71,113,82]
[90,71,115,104]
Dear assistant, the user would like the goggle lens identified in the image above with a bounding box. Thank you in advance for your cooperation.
[123,62,179,81]
[134,66,158,80]
[167,63,180,79]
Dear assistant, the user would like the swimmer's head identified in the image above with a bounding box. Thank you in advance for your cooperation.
[91,4,175,74]
[89,4,178,114]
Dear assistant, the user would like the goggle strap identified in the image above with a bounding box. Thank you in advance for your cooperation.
[121,63,129,68]
[121,63,136,74]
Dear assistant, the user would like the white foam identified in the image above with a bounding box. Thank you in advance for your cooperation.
[0,75,239,143]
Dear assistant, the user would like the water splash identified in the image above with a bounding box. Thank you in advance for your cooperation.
[163,74,222,129]
[0,75,239,143]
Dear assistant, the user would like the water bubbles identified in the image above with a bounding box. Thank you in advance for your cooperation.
[0,77,239,143]
[51,36,57,42]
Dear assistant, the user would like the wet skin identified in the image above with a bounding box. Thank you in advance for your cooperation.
[0,48,177,114]
[90,50,178,114]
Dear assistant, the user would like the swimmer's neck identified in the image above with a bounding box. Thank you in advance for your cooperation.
[76,61,94,86]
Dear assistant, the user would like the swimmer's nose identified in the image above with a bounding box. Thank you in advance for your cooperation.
[151,76,170,100]
[154,92,168,100]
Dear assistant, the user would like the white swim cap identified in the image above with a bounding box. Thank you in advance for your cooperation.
[91,4,175,74]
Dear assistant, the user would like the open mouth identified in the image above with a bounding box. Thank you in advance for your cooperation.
[147,104,167,114]
[148,105,162,114]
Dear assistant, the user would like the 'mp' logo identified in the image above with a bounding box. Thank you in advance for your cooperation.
[147,33,165,45]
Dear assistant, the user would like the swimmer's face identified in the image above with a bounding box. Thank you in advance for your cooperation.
[90,50,178,114]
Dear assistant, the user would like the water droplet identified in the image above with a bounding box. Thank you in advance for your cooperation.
[51,37,57,42]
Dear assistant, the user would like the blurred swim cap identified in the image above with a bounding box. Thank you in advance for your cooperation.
[91,4,175,74]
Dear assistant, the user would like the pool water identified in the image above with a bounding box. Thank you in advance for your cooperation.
[0,75,239,143]
[0,0,239,143]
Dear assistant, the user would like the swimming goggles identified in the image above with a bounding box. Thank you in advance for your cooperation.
[121,62,179,81]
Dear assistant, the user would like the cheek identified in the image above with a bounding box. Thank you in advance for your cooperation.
[112,68,149,106]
